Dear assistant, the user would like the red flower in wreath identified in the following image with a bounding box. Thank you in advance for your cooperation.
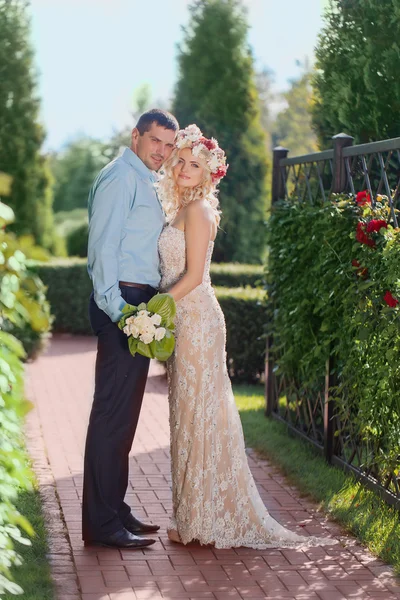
[356,222,375,247]
[199,137,218,151]
[366,219,387,234]
[384,291,399,308]
[356,190,371,206]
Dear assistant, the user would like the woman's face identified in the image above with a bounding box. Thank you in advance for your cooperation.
[173,147,206,189]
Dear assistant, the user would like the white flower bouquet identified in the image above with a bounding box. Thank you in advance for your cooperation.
[118,293,176,361]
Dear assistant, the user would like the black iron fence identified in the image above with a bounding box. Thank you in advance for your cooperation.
[265,133,400,508]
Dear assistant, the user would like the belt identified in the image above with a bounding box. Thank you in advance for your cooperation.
[119,281,158,292]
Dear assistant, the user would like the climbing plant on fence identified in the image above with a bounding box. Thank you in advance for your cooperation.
[266,192,400,494]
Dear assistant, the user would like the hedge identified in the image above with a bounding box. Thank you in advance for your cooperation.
[29,260,266,382]
[209,263,264,288]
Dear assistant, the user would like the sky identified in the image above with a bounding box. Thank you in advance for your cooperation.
[30,0,326,151]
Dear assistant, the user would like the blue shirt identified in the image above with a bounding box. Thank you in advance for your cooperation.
[87,147,165,322]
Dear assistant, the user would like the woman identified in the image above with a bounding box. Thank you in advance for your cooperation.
[157,125,336,549]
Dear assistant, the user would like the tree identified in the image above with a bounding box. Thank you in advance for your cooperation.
[51,138,108,212]
[255,67,275,151]
[312,0,400,147]
[273,61,318,157]
[0,0,56,250]
[173,0,269,263]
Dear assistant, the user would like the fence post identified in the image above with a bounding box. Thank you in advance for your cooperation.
[332,133,354,193]
[271,146,289,204]
[265,147,289,416]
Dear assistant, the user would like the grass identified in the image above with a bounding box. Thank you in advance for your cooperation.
[3,467,55,600]
[234,383,400,574]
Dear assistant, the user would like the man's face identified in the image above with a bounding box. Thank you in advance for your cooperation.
[131,122,176,171]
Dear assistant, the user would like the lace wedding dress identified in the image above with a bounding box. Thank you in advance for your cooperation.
[158,224,336,549]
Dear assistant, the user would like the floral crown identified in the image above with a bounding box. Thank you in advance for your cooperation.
[175,124,228,184]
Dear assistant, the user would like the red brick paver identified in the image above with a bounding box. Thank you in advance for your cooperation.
[25,335,400,600]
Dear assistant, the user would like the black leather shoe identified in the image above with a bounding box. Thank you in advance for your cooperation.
[84,527,156,549]
[122,513,160,534]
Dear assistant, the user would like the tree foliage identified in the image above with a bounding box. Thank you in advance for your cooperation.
[51,138,107,213]
[173,0,269,263]
[0,0,55,250]
[273,62,318,157]
[312,0,400,147]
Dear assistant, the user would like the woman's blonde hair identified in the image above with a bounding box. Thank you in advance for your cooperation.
[156,148,221,226]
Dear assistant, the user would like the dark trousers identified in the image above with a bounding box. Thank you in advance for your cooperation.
[82,285,157,541]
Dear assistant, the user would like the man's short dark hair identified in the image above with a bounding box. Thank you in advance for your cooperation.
[136,109,179,135]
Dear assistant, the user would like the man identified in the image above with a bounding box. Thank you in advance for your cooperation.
[82,109,178,549]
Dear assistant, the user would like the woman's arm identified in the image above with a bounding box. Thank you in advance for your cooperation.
[167,202,213,302]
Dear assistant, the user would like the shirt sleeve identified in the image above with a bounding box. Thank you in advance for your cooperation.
[87,164,134,322]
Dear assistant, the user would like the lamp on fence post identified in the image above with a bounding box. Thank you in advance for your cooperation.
[332,133,354,193]
[265,146,289,417]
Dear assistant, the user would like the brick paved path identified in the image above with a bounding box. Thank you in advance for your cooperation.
[25,335,400,600]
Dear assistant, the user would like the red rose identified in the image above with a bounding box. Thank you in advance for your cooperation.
[384,291,399,308]
[356,190,371,206]
[366,219,387,233]
[356,222,375,247]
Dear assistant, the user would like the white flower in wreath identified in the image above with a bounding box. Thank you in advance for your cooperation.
[191,144,203,158]
[209,154,220,171]
[185,124,202,142]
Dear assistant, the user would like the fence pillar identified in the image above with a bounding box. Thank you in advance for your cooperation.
[272,146,289,204]
[265,147,288,416]
[332,133,354,193]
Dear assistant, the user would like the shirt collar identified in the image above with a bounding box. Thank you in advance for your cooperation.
[120,146,156,182]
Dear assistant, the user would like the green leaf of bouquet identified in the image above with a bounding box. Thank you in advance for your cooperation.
[137,340,155,359]
[137,302,147,311]
[121,303,137,315]
[154,330,175,361]
[128,336,139,356]
[147,293,176,324]
[119,304,138,329]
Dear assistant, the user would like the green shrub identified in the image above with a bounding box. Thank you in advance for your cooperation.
[210,263,264,288]
[30,260,267,381]
[0,200,52,595]
[29,259,92,334]
[66,223,88,257]
[215,287,266,382]
[2,232,52,359]
[266,193,400,479]
[54,207,88,238]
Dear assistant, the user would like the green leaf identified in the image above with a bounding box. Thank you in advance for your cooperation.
[121,303,137,315]
[153,330,175,361]
[137,340,155,359]
[147,293,176,324]
[128,336,139,356]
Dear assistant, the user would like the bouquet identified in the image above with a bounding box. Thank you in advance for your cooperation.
[118,293,176,361]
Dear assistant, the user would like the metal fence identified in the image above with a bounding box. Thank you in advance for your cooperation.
[265,133,400,508]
